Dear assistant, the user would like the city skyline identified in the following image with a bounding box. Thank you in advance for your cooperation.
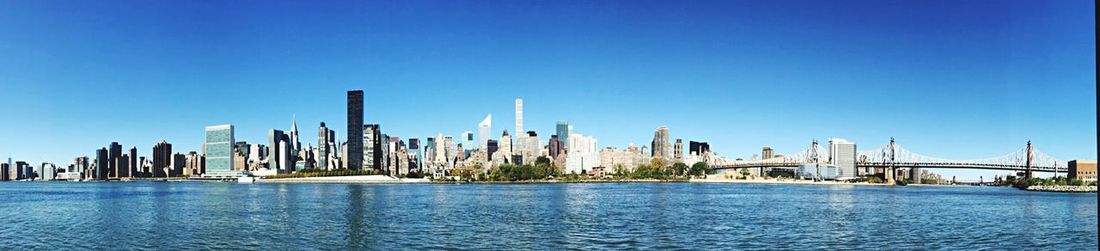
[0,1,1095,181]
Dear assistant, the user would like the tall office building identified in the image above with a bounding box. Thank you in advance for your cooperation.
[317,122,337,170]
[651,126,671,160]
[408,138,421,172]
[347,90,364,170]
[364,124,382,170]
[499,131,512,163]
[269,129,292,173]
[829,138,856,179]
[203,124,239,177]
[478,114,492,149]
[515,98,523,135]
[129,147,138,177]
[289,115,301,156]
[556,121,570,149]
[95,148,109,180]
[153,141,172,177]
[549,135,563,159]
[109,142,122,178]
[762,147,774,159]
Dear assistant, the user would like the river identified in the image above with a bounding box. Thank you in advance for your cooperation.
[1,182,1095,249]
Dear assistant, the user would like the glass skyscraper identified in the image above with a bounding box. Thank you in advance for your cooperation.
[347,90,364,170]
[556,121,570,149]
[203,124,240,177]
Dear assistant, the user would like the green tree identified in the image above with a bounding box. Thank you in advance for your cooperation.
[689,162,708,177]
[672,162,688,176]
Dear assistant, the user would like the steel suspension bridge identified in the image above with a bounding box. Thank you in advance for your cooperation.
[710,138,1067,177]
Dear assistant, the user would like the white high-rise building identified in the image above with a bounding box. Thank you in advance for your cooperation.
[565,133,598,175]
[515,98,523,134]
[829,138,856,179]
[478,114,492,150]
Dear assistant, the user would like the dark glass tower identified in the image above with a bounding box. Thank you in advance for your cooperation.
[347,90,364,170]
[153,141,172,177]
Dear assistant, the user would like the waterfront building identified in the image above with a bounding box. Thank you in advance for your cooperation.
[828,138,856,179]
[117,154,131,178]
[184,151,204,177]
[153,141,172,177]
[203,124,241,178]
[515,98,523,135]
[233,142,250,171]
[39,163,57,180]
[478,114,491,149]
[1068,160,1097,182]
[0,163,7,181]
[651,126,671,160]
[171,153,186,176]
[347,90,364,170]
[565,133,598,175]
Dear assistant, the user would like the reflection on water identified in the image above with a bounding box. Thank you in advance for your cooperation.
[0,182,1095,249]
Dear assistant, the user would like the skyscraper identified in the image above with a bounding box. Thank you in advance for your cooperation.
[95,147,108,180]
[289,115,301,159]
[762,147,774,159]
[347,90,364,170]
[203,124,238,178]
[129,147,138,177]
[651,126,671,160]
[478,114,492,149]
[109,142,122,178]
[556,121,570,149]
[269,129,292,173]
[364,124,382,170]
[153,141,172,177]
[317,122,337,171]
[515,98,523,135]
[829,138,856,179]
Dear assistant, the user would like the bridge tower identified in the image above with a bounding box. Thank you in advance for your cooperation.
[885,137,897,184]
[1024,140,1034,180]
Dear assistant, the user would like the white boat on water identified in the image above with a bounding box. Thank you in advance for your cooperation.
[237,177,256,183]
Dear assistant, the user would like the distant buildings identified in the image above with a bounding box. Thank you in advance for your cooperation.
[762,147,774,159]
[364,124,382,170]
[674,139,683,161]
[203,124,240,178]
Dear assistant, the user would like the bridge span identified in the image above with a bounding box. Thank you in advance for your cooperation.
[709,139,1067,177]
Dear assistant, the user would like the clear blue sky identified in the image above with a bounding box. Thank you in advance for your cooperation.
[1,0,1095,180]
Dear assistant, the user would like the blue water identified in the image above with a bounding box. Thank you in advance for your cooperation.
[1,182,1096,250]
